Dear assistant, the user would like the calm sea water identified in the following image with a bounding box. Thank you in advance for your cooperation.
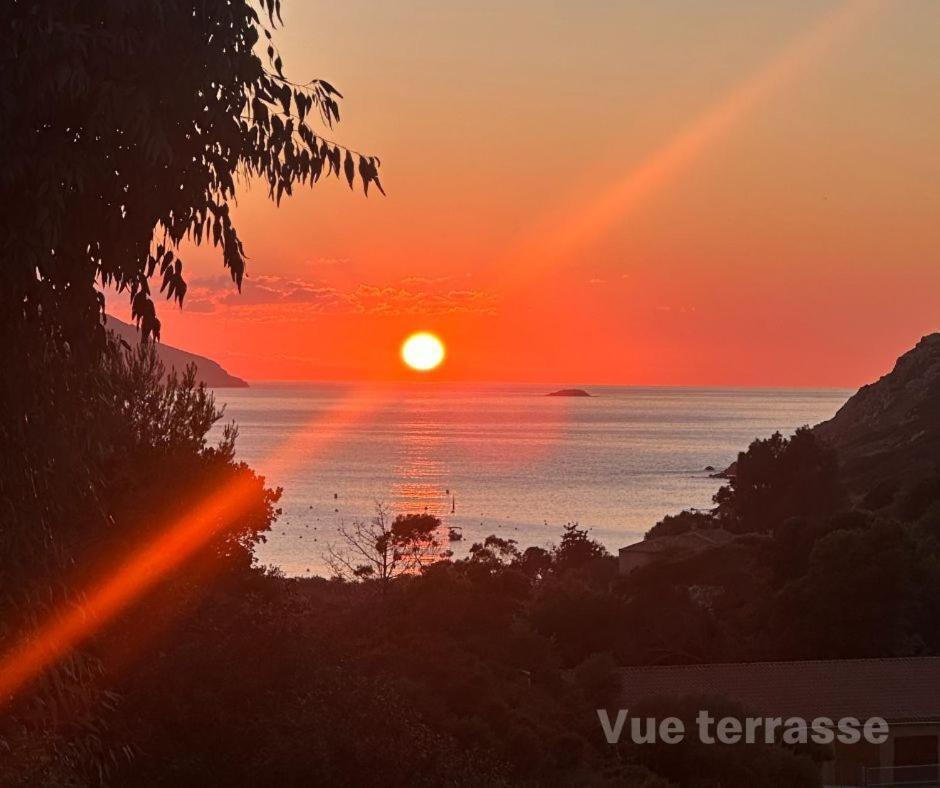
[211,384,850,576]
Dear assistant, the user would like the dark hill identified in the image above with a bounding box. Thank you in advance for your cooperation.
[814,333,940,496]
[547,389,591,397]
[107,316,248,388]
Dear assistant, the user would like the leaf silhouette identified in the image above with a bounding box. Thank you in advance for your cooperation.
[4,1,382,346]
[318,79,343,98]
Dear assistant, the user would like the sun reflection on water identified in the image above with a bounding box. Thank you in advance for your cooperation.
[391,422,453,518]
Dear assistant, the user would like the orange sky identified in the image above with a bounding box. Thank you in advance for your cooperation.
[110,0,940,386]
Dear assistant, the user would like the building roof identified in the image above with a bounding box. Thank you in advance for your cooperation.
[619,657,940,723]
[619,529,734,556]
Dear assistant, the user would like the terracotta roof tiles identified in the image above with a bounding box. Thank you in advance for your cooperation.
[618,658,940,722]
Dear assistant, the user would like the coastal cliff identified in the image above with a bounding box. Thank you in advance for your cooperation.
[815,334,940,496]
[107,316,249,388]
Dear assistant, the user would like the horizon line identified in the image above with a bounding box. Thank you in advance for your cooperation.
[218,378,857,393]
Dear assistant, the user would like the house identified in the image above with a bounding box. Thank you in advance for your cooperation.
[618,528,735,574]
[617,657,940,787]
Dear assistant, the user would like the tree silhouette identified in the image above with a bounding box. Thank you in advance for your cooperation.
[1,0,381,351]
[0,339,280,780]
[554,522,609,570]
[713,427,841,534]
[327,507,452,584]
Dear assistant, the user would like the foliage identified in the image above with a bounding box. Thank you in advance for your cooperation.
[9,405,940,784]
[0,340,278,782]
[90,530,672,787]
[326,507,454,583]
[769,519,940,658]
[1,0,381,350]
[102,578,506,787]
[645,509,715,540]
[620,696,822,788]
[468,535,523,567]
[645,429,840,541]
[713,428,841,534]
[554,523,609,570]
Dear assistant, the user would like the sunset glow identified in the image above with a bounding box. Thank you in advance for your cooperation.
[107,0,940,388]
[498,0,885,282]
[8,1,940,781]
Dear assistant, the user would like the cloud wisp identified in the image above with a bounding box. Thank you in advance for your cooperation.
[184,275,497,319]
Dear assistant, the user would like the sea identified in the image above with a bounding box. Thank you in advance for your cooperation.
[210,384,851,576]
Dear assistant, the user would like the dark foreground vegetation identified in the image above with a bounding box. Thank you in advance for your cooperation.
[5,332,940,786]
[4,2,940,785]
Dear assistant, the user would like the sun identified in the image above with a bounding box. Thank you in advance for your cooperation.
[401,332,445,372]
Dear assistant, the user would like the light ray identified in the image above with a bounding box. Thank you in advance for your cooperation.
[0,391,375,707]
[497,0,884,286]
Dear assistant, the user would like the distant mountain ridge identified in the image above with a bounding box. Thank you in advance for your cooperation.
[107,316,248,388]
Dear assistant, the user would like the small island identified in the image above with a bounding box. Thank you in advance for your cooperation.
[546,388,592,397]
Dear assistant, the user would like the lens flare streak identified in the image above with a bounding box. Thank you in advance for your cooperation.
[498,0,884,284]
[0,392,376,707]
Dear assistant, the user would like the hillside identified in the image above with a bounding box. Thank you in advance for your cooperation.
[107,316,248,388]
[815,333,940,496]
